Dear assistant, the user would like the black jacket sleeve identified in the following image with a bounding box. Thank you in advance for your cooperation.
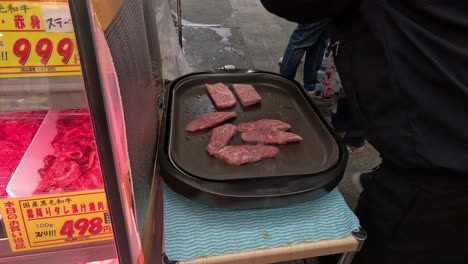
[260,0,357,23]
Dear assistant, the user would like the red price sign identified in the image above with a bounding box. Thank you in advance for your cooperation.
[60,217,105,237]
[0,0,81,78]
[0,190,113,252]
[13,37,74,66]
[0,32,81,78]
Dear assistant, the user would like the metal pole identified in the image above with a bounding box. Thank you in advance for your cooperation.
[337,227,367,264]
[337,251,357,264]
[177,0,183,49]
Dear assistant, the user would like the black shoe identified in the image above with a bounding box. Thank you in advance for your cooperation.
[351,166,379,192]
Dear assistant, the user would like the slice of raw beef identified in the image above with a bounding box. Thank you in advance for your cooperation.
[214,145,279,165]
[237,119,291,133]
[186,112,237,132]
[206,124,237,155]
[241,130,303,144]
[232,84,262,107]
[206,83,237,109]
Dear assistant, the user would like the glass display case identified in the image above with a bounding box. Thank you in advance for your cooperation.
[0,0,161,263]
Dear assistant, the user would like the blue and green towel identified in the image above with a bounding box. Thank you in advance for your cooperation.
[164,187,359,261]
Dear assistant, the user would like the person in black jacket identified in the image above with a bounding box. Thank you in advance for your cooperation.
[260,1,468,264]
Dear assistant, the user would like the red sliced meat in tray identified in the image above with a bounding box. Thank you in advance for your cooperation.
[214,145,279,165]
[34,110,104,194]
[205,83,237,109]
[0,167,12,197]
[232,84,262,107]
[237,119,291,133]
[0,111,46,197]
[185,112,237,132]
[206,124,237,155]
[241,130,303,144]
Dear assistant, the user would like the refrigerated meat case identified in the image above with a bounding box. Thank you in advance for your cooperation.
[0,0,163,263]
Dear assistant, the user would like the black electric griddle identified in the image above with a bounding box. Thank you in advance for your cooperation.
[158,70,348,209]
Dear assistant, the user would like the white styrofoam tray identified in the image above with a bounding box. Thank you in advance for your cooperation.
[6,110,59,197]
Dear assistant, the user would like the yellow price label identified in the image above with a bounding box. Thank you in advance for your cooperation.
[0,190,114,252]
[0,0,82,78]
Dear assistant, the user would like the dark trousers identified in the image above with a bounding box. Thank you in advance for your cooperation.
[322,164,468,264]
[353,165,468,264]
[280,21,330,90]
[331,97,365,148]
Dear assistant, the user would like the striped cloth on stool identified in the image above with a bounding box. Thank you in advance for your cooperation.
[164,187,359,261]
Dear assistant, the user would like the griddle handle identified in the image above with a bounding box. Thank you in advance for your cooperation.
[157,95,165,110]
[211,68,261,74]
[158,79,173,110]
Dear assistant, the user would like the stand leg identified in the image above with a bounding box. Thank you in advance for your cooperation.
[162,253,177,264]
[337,227,367,264]
[337,251,357,264]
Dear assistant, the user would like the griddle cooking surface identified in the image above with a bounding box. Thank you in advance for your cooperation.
[169,73,339,181]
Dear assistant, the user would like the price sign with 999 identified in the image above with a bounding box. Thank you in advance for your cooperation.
[0,1,82,78]
[13,37,75,66]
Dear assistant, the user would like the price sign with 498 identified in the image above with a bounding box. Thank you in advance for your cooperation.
[0,190,113,252]
[34,214,113,242]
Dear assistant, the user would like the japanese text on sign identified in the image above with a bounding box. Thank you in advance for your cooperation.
[0,1,81,78]
[0,190,114,252]
[41,4,74,33]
